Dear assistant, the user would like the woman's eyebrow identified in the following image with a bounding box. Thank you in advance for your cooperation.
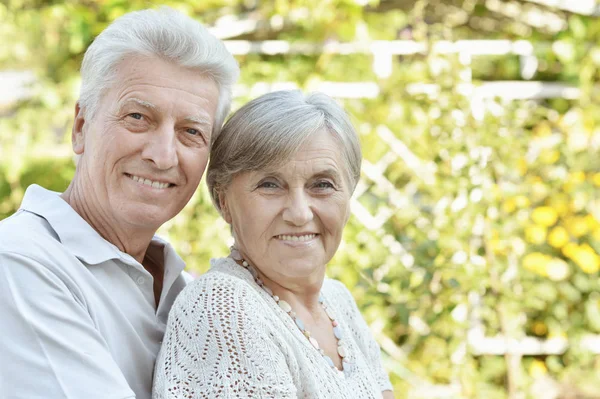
[313,168,342,181]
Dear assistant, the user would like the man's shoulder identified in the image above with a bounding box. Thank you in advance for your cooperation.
[0,210,79,279]
[0,210,61,253]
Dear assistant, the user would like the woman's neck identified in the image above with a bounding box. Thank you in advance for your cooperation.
[232,255,325,318]
[264,270,323,315]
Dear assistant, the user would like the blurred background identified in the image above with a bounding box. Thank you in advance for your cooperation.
[1,0,600,397]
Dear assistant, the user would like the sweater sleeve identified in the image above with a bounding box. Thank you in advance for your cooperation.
[153,271,297,399]
[326,279,394,393]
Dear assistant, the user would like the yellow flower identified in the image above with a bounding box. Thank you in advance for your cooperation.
[548,331,567,339]
[502,198,516,214]
[532,182,549,199]
[529,359,548,378]
[566,243,600,274]
[564,216,590,238]
[410,271,424,288]
[533,122,552,136]
[526,225,547,245]
[532,207,558,227]
[548,194,570,217]
[585,214,598,229]
[546,258,570,281]
[570,192,588,213]
[593,228,600,243]
[522,252,551,276]
[562,242,578,258]
[531,321,548,336]
[515,195,530,208]
[548,226,569,248]
[490,238,507,255]
[540,149,560,164]
[593,173,600,187]
[570,171,586,184]
[518,159,528,176]
[564,171,586,193]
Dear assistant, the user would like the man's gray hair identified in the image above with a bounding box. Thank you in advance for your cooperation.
[78,7,239,136]
[207,90,362,215]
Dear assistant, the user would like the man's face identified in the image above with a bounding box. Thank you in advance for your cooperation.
[72,56,220,231]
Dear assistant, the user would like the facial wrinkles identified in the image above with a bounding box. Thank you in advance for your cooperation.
[117,72,217,107]
[280,157,340,188]
[104,95,209,181]
[73,162,128,245]
[80,121,126,231]
[119,91,213,125]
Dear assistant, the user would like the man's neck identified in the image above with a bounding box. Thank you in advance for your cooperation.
[60,183,156,264]
[61,183,166,305]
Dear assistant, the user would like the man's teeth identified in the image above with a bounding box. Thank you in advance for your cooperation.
[277,234,316,242]
[129,174,170,189]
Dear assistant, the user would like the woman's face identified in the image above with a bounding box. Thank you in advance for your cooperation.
[220,131,352,284]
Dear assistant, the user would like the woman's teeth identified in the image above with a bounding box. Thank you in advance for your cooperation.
[276,234,316,242]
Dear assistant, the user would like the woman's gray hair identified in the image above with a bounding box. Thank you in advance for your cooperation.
[207,90,362,215]
[78,7,239,135]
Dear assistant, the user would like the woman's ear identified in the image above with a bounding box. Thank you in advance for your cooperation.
[219,191,232,224]
[72,102,86,155]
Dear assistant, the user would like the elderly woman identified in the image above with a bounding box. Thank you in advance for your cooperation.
[153,90,394,398]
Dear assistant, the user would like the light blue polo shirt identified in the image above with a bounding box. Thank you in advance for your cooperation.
[0,184,190,399]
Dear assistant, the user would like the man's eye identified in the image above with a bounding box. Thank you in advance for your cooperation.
[128,113,143,120]
[315,181,335,189]
[186,128,200,136]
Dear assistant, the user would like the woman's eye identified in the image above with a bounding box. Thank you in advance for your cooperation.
[258,181,279,189]
[128,113,143,120]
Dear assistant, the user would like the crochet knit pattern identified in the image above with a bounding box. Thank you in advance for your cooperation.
[153,257,393,398]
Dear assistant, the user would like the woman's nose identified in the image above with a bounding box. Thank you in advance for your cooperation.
[282,190,314,226]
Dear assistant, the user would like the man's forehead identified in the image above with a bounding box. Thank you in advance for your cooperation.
[109,56,220,116]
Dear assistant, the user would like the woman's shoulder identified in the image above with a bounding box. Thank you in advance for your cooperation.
[189,257,254,287]
[171,257,263,315]
[322,277,354,299]
[322,278,360,313]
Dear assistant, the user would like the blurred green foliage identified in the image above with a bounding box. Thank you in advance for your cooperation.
[2,1,600,397]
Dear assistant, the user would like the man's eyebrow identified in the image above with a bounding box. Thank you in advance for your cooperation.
[184,116,212,127]
[119,97,157,110]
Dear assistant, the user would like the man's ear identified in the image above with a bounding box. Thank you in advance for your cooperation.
[219,191,232,224]
[72,102,86,155]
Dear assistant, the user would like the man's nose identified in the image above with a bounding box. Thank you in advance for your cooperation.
[141,125,178,170]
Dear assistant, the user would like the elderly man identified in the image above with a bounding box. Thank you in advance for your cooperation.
[0,7,238,399]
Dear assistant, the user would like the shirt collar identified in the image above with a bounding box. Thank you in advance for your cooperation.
[19,184,185,275]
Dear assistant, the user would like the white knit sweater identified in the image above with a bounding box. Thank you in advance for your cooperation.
[153,257,393,398]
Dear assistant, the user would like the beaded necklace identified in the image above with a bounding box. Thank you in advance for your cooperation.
[229,247,352,375]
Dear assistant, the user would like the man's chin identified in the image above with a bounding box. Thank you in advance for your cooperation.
[117,203,176,230]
